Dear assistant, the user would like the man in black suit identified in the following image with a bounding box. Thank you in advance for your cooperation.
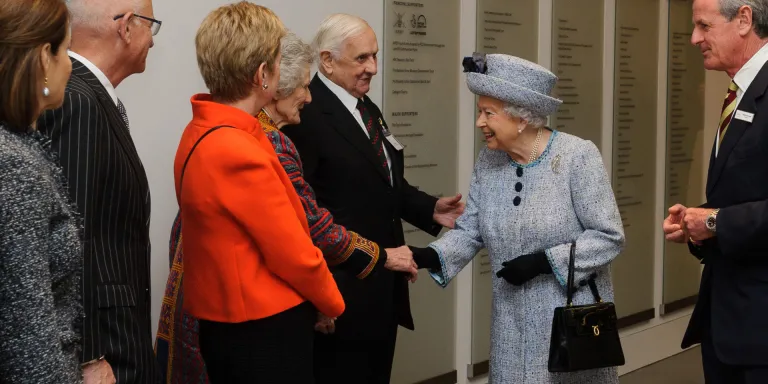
[663,0,768,382]
[37,0,160,382]
[282,13,465,384]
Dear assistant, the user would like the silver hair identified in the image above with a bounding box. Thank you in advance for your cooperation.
[66,0,143,33]
[502,103,547,128]
[719,0,768,38]
[277,32,315,99]
[312,13,370,72]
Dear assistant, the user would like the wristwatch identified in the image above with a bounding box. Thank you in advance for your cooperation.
[705,209,720,233]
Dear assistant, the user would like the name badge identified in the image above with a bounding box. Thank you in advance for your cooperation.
[379,118,404,151]
[385,134,404,151]
[734,110,754,123]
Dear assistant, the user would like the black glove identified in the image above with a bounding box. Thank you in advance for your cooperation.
[408,246,441,270]
[496,252,552,286]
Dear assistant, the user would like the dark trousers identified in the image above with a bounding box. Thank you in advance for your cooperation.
[198,301,315,384]
[702,332,768,384]
[314,320,398,384]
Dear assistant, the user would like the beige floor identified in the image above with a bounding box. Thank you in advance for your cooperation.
[620,347,704,384]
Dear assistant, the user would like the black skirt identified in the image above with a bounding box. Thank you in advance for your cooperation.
[198,301,316,383]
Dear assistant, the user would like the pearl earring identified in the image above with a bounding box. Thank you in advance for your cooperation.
[263,84,268,90]
[43,77,50,97]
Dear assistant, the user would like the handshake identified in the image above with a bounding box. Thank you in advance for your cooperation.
[383,245,420,282]
[314,245,420,335]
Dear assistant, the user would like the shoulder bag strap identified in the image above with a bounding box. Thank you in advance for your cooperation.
[178,125,234,202]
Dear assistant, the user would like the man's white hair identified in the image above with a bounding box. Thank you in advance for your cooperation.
[312,13,370,70]
[66,0,144,33]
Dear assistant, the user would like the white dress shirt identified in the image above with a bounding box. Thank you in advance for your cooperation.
[317,71,393,181]
[718,42,768,155]
[68,51,119,106]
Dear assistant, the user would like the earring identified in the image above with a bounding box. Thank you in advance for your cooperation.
[518,127,523,134]
[43,77,50,97]
[262,83,268,90]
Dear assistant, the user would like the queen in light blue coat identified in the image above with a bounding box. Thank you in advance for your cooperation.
[411,54,625,383]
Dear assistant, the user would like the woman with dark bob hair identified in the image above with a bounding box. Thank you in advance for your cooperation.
[0,0,97,383]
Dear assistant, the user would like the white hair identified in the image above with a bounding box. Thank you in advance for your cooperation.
[503,103,547,128]
[66,0,143,33]
[277,32,315,99]
[312,13,370,72]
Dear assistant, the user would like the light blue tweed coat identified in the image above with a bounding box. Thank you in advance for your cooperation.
[429,131,625,384]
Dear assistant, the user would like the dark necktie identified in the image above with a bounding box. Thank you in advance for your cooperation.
[356,99,390,182]
[117,98,130,131]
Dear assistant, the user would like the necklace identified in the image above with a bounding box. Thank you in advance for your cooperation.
[528,127,543,164]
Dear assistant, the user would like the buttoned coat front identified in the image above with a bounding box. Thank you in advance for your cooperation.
[429,131,625,384]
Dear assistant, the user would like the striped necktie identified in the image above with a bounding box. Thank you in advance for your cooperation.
[117,98,130,131]
[356,99,391,183]
[717,80,739,153]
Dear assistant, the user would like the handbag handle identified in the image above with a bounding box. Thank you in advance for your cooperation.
[178,125,234,202]
[566,241,577,306]
[566,241,603,307]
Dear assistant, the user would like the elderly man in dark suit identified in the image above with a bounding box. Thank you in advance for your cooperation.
[36,0,161,382]
[663,0,768,382]
[282,13,465,384]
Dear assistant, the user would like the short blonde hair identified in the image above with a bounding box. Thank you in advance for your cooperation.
[195,2,285,102]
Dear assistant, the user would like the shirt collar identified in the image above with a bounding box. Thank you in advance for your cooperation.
[733,42,768,93]
[317,71,361,114]
[68,51,118,106]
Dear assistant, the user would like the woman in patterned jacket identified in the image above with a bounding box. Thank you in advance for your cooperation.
[410,54,625,383]
[155,32,417,384]
[0,0,98,382]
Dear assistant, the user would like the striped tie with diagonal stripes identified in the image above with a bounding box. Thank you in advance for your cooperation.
[717,80,739,153]
[356,99,391,183]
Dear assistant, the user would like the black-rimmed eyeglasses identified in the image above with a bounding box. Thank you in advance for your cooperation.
[113,13,162,36]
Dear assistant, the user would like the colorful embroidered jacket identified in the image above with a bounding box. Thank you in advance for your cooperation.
[257,110,386,277]
[154,110,387,384]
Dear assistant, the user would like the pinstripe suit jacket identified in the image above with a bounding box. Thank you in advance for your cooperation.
[37,58,157,384]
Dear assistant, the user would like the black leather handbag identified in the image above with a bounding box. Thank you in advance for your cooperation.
[548,241,625,372]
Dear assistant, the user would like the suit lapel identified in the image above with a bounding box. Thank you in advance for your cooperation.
[311,75,391,184]
[70,58,150,215]
[707,61,768,195]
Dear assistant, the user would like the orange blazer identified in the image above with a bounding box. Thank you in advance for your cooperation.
[173,94,344,323]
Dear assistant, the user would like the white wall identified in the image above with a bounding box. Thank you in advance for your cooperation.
[117,0,723,382]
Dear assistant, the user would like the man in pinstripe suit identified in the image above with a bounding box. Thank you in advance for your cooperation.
[37,0,160,382]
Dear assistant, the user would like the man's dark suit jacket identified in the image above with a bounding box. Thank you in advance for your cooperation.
[682,59,768,366]
[37,58,157,383]
[282,75,440,340]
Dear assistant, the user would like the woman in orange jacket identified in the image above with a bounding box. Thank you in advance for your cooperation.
[172,3,343,383]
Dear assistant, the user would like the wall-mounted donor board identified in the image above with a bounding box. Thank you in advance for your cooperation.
[383,0,461,383]
[663,0,706,315]
[609,0,660,329]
